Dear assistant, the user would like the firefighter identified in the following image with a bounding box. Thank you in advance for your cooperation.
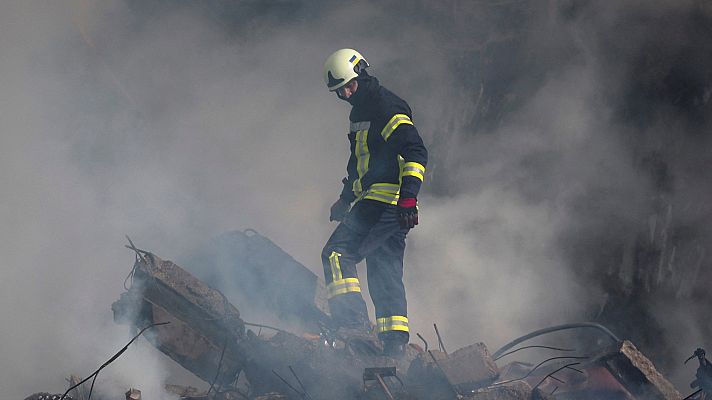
[321,49,428,357]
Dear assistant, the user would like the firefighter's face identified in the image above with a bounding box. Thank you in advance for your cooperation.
[336,79,358,100]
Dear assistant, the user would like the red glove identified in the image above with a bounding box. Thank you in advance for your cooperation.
[397,198,418,229]
[330,198,350,222]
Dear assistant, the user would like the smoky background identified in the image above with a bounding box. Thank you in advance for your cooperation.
[0,0,710,398]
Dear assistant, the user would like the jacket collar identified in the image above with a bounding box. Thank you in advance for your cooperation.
[347,73,379,107]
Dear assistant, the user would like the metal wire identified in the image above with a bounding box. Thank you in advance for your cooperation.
[493,345,575,361]
[493,356,590,385]
[683,388,703,400]
[532,362,582,390]
[60,322,169,400]
[289,366,314,400]
[272,369,309,400]
[492,322,620,359]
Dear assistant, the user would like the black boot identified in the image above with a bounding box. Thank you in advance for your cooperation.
[383,340,406,357]
[381,331,408,357]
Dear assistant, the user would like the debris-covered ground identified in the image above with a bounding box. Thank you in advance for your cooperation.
[26,231,711,399]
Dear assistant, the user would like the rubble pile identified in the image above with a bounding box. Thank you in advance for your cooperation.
[27,230,694,399]
[109,231,691,400]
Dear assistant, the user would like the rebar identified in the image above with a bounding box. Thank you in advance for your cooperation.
[433,323,448,355]
[416,333,429,352]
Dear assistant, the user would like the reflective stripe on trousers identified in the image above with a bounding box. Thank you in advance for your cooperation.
[377,315,409,333]
[328,277,361,298]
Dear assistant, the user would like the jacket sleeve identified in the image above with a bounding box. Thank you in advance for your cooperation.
[339,145,358,203]
[381,114,428,199]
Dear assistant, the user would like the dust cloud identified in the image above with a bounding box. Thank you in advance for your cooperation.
[1,0,710,397]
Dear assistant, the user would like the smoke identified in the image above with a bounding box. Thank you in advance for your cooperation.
[1,0,710,397]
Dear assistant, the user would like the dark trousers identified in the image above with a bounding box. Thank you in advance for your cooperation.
[321,199,409,343]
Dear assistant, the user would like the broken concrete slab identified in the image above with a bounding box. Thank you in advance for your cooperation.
[132,253,245,341]
[113,253,246,385]
[114,249,381,399]
[438,343,499,391]
[592,340,682,400]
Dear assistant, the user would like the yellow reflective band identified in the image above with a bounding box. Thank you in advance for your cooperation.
[369,183,400,192]
[361,182,400,205]
[327,277,361,298]
[329,251,343,282]
[364,191,398,205]
[380,114,413,141]
[402,161,425,181]
[353,130,370,196]
[376,316,409,333]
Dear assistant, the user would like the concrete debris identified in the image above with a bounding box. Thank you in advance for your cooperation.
[125,388,141,400]
[112,252,245,385]
[436,343,499,391]
[104,232,688,400]
[592,340,682,400]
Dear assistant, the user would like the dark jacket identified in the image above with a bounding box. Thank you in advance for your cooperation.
[339,74,428,205]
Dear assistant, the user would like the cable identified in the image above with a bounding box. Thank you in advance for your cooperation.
[532,362,582,390]
[494,345,575,361]
[61,322,169,400]
[492,322,619,359]
[493,356,590,385]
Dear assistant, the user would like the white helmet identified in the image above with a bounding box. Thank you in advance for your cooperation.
[323,48,370,91]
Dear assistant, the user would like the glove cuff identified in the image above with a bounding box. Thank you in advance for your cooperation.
[397,198,417,208]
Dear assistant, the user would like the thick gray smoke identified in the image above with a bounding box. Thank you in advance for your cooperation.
[1,0,710,397]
